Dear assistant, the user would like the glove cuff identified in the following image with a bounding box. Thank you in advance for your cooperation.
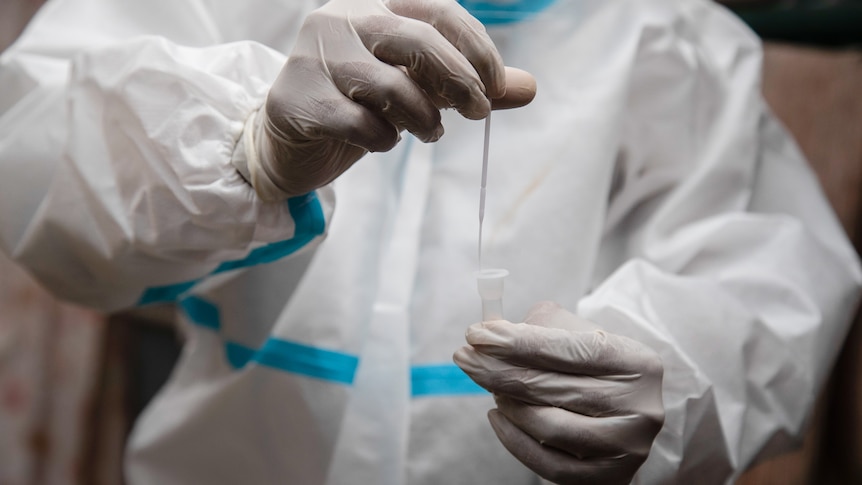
[231,105,291,202]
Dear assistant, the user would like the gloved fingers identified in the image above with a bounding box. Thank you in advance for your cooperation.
[405,65,537,112]
[386,0,506,99]
[493,395,660,460]
[260,130,368,198]
[266,61,400,154]
[454,346,647,417]
[524,301,600,332]
[487,409,645,485]
[330,60,444,143]
[354,15,490,120]
[400,66,451,111]
[465,319,663,378]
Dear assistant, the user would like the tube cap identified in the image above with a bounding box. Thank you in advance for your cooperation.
[476,268,509,321]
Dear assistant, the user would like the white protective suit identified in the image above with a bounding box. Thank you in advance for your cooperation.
[1,0,860,483]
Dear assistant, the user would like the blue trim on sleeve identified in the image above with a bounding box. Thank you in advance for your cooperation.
[179,295,221,330]
[411,364,488,397]
[138,280,196,305]
[458,0,557,25]
[214,192,325,273]
[136,192,325,306]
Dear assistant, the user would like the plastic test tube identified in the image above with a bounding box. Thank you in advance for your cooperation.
[476,268,509,321]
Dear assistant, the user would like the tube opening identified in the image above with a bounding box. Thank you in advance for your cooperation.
[475,268,509,280]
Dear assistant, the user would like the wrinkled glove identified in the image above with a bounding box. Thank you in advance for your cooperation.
[454,301,665,485]
[239,0,536,201]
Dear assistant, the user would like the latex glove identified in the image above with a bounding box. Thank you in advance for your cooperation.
[453,301,665,485]
[241,0,537,201]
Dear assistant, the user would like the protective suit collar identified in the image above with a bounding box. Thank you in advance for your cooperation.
[458,0,557,25]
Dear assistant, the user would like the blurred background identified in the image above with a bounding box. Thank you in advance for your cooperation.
[0,0,860,484]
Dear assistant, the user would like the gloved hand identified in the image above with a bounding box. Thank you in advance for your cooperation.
[240,0,537,201]
[454,301,665,485]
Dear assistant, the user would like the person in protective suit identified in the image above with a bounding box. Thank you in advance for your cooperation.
[0,0,860,483]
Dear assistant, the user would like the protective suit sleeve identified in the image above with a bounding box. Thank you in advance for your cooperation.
[581,2,862,483]
[0,28,333,311]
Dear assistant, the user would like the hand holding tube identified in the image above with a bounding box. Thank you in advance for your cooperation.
[454,301,665,485]
[243,0,536,201]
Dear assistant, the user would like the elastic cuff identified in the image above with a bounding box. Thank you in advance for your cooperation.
[231,109,256,185]
[231,105,290,202]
